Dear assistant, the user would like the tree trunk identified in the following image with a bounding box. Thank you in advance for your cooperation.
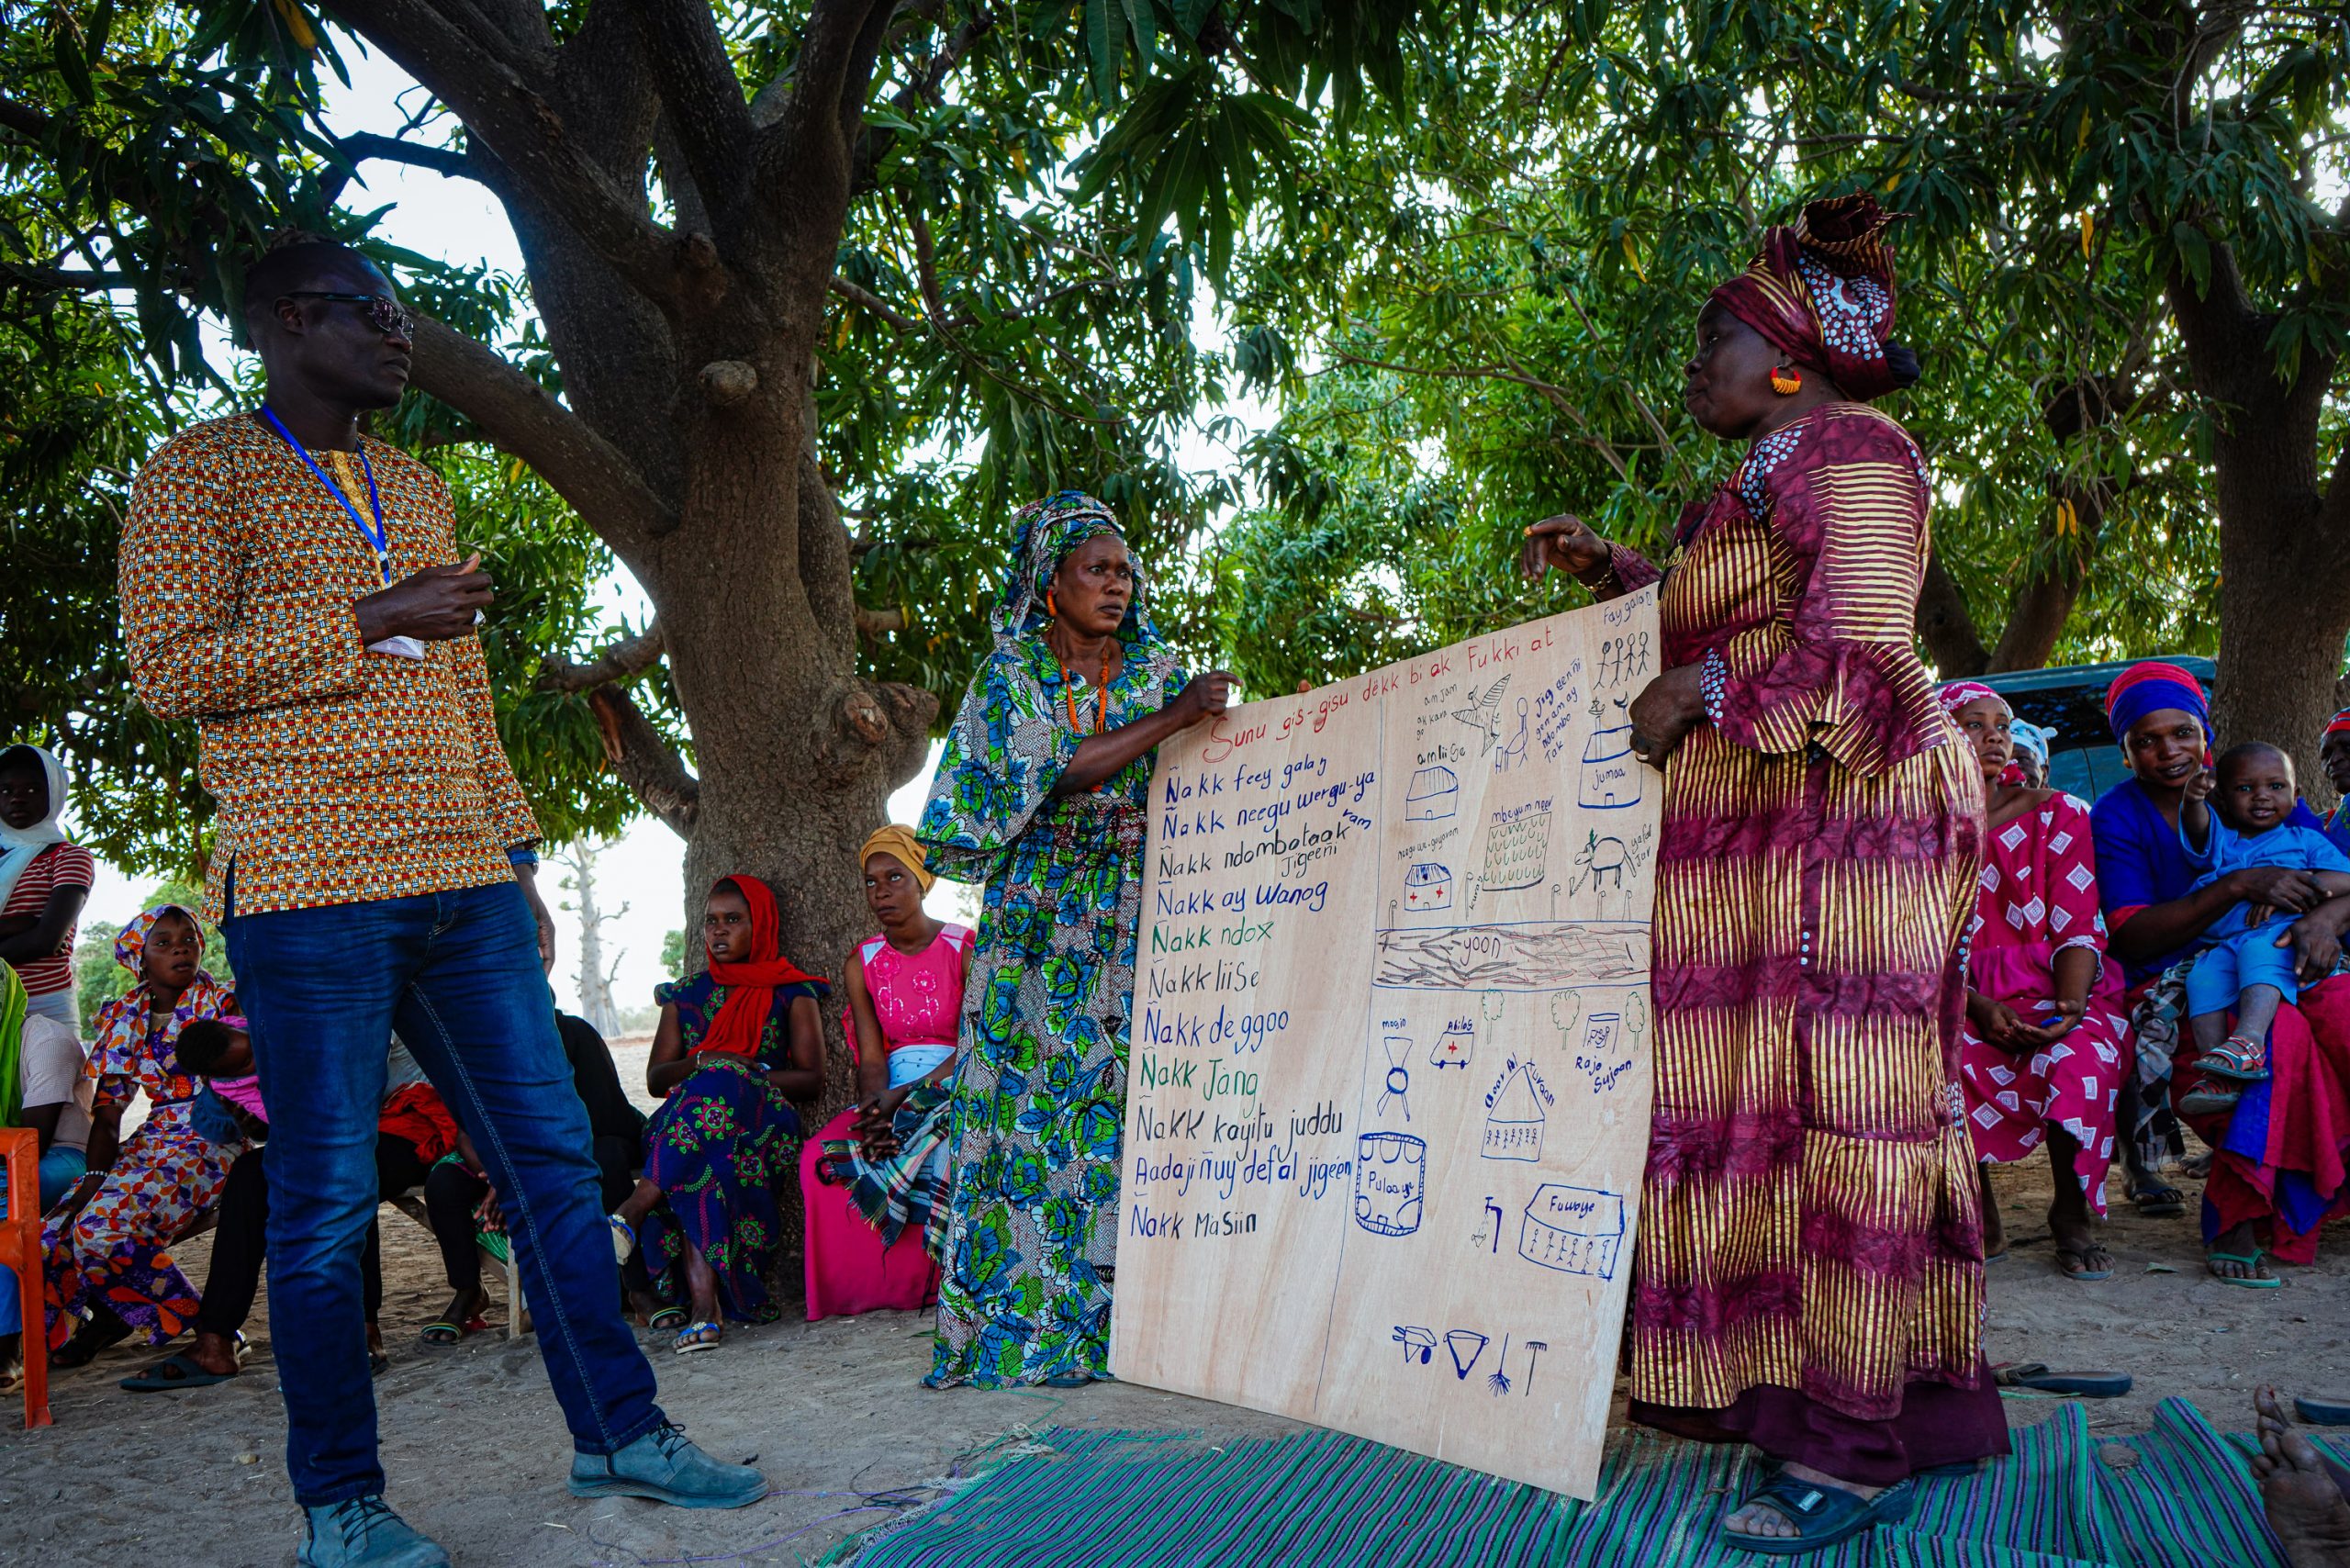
[2169,252,2350,799]
[557,841,625,1037]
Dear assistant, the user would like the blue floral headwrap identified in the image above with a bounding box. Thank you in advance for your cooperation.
[993,490,1156,645]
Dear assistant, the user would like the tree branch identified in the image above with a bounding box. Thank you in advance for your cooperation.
[854,604,906,638]
[829,274,923,331]
[324,0,681,301]
[336,130,475,180]
[407,313,677,547]
[537,621,666,691]
[585,686,700,837]
[0,93,58,139]
[630,0,756,229]
[792,0,894,141]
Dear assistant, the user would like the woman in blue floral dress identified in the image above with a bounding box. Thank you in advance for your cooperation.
[916,492,1232,1387]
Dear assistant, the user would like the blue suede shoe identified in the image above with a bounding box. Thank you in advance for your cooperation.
[297,1496,451,1568]
[568,1422,768,1508]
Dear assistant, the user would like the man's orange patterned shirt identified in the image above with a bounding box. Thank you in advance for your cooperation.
[119,413,540,920]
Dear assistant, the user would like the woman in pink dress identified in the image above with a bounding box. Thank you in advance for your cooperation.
[1942,682,2125,1280]
[800,826,972,1320]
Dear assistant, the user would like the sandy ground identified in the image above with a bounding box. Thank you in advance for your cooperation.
[6,1078,2342,1566]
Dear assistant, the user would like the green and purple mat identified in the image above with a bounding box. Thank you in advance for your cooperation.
[823,1398,2337,1566]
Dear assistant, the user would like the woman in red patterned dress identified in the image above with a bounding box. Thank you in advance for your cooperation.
[1524,196,1998,1554]
[1941,681,2123,1280]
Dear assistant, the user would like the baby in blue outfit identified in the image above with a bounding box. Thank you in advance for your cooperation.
[2178,742,2350,1110]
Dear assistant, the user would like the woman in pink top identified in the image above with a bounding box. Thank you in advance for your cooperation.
[800,826,972,1320]
[1942,683,2125,1281]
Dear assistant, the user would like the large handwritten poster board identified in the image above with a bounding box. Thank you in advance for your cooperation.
[1110,588,1662,1502]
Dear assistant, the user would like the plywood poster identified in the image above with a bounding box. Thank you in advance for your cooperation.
[1110,588,1662,1502]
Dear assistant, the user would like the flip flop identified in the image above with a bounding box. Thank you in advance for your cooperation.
[648,1307,688,1334]
[2207,1249,2283,1288]
[2129,1181,2186,1218]
[1718,1473,1915,1555]
[369,1349,391,1377]
[1995,1363,2132,1397]
[119,1353,237,1393]
[673,1321,722,1355]
[2177,1082,2244,1116]
[608,1214,637,1264]
[2294,1394,2350,1426]
[2053,1247,2113,1282]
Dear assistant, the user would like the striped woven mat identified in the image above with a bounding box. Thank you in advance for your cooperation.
[824,1398,2343,1567]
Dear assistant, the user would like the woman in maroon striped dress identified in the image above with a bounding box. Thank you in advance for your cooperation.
[1524,196,2002,1555]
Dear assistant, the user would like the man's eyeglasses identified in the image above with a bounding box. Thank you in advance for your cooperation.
[284,291,415,339]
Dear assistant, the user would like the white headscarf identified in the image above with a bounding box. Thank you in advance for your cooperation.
[0,745,68,912]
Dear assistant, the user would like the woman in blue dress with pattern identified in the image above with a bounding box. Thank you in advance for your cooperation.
[915,492,1232,1387]
[610,873,825,1353]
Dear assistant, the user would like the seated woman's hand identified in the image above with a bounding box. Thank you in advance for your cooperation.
[1519,514,1610,582]
[1627,664,1706,767]
[2233,866,2323,915]
[2282,905,2346,983]
[1968,992,2052,1052]
[2036,996,2086,1041]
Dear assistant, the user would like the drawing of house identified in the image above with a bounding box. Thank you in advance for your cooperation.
[1580,711,1643,810]
[1405,765,1459,821]
[1481,1061,1547,1161]
[1404,862,1452,911]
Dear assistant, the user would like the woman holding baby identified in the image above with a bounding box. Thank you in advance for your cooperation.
[2089,661,2350,1284]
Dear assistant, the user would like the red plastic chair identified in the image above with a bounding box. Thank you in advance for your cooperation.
[1,1128,51,1428]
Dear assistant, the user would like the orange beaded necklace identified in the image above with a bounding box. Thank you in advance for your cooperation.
[1060,644,1114,734]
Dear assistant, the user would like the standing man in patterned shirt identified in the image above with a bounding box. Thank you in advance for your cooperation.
[118,240,764,1568]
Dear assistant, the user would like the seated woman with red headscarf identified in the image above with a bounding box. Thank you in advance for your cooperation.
[1942,682,2125,1280]
[608,875,825,1352]
[2090,663,2350,1283]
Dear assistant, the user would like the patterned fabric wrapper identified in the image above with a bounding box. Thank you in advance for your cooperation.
[824,1081,958,1252]
[2125,965,2190,1177]
[1708,194,1907,401]
[1625,401,1988,1425]
[1954,793,2125,1212]
[639,1054,803,1324]
[43,917,241,1347]
[915,492,1189,1386]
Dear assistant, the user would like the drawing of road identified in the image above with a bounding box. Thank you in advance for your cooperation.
[1372,923,1648,992]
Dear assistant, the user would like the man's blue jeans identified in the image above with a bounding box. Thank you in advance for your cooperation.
[0,1146,88,1335]
[225,879,665,1505]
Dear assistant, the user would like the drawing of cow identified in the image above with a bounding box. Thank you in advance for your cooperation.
[1575,832,1627,892]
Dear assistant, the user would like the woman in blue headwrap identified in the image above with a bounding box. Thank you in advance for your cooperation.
[915,493,1233,1386]
[2089,663,2350,1281]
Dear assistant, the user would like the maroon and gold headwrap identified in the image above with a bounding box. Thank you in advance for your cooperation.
[1709,194,1906,401]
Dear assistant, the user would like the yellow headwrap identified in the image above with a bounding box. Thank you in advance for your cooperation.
[859,824,934,893]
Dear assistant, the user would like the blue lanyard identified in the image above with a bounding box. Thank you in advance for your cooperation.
[258,406,393,586]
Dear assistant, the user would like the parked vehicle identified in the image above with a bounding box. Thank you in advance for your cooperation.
[1981,655,2217,803]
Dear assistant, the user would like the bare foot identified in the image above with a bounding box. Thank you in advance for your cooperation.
[2050,1206,2110,1278]
[2253,1387,2350,1567]
[2210,1220,2274,1282]
[185,1328,240,1378]
[1721,1462,1882,1542]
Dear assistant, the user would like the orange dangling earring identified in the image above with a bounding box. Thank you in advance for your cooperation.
[1046,588,1058,621]
[1769,364,1803,396]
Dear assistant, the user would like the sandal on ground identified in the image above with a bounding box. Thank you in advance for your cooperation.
[2208,1248,2283,1288]
[648,1307,688,1334]
[2053,1244,2112,1282]
[2294,1394,2350,1426]
[420,1291,489,1348]
[118,1353,238,1393]
[2194,1033,2270,1081]
[608,1214,637,1264]
[2177,1081,2244,1116]
[1040,1372,1095,1389]
[51,1315,132,1369]
[1718,1473,1915,1555]
[673,1321,722,1355]
[369,1349,391,1377]
[2127,1178,2186,1217]
[1994,1363,2132,1398]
